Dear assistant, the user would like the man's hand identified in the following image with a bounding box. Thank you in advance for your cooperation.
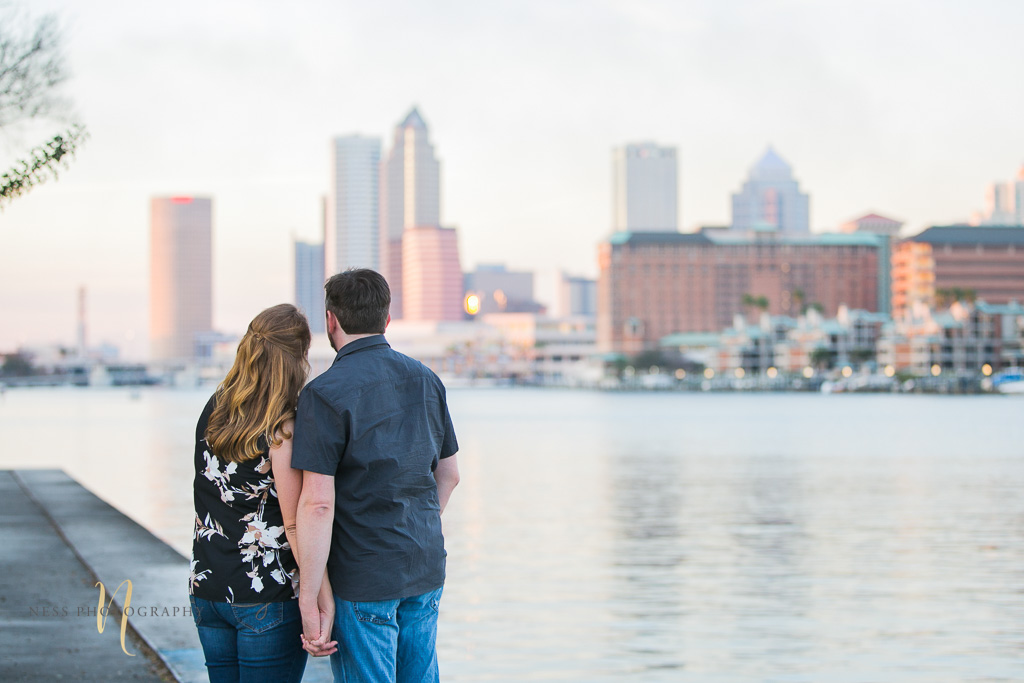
[296,471,337,655]
[299,593,337,657]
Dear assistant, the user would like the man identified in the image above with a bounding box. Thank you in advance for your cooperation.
[292,268,460,683]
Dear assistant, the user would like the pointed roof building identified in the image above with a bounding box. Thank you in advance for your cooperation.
[840,212,904,236]
[731,147,810,234]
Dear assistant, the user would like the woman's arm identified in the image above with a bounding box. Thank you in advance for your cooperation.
[270,420,302,561]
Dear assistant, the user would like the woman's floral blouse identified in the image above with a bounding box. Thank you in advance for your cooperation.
[190,395,298,603]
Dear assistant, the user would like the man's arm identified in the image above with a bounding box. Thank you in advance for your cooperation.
[296,471,335,647]
[434,455,459,514]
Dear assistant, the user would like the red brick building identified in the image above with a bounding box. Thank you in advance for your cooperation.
[598,231,883,354]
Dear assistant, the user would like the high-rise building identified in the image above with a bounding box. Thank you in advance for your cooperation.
[294,240,326,334]
[150,196,213,361]
[612,143,678,232]
[326,135,381,276]
[379,108,441,318]
[564,276,598,317]
[731,148,810,234]
[402,226,462,322]
[982,182,1017,225]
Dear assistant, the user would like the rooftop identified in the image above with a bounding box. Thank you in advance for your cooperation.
[749,146,794,181]
[608,230,883,248]
[907,225,1024,246]
[399,106,427,130]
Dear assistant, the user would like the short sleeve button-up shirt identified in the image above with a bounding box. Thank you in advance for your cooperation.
[291,335,458,601]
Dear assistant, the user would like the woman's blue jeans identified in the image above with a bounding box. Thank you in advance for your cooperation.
[190,595,307,683]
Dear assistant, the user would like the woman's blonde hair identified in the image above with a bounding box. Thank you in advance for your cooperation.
[205,303,312,463]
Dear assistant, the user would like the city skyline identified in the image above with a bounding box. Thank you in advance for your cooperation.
[2,0,1023,357]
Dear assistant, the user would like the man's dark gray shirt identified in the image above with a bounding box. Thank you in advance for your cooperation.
[291,335,458,602]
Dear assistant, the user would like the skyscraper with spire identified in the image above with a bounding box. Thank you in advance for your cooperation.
[731,148,810,234]
[379,107,441,318]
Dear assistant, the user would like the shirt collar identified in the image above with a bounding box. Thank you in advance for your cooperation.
[333,334,390,362]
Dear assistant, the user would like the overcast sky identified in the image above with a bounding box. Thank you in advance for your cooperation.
[2,0,1023,357]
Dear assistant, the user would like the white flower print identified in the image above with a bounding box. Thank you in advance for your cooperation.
[194,513,227,541]
[188,558,212,593]
[247,569,264,593]
[193,437,296,602]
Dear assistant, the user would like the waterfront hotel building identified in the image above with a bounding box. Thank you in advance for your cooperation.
[597,230,883,354]
[892,226,1024,320]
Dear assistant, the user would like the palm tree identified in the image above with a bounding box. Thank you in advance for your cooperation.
[792,288,806,314]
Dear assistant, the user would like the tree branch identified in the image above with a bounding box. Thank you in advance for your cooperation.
[0,124,87,208]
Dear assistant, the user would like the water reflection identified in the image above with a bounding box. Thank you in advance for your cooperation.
[5,388,1024,681]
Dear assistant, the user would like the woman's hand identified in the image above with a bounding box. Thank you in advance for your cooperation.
[301,571,337,657]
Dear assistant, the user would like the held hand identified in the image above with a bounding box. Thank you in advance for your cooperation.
[298,595,323,647]
[300,594,337,657]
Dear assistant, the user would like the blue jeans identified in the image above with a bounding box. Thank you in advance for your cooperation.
[190,595,307,683]
[330,585,443,683]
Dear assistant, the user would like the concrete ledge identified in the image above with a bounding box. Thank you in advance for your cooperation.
[10,470,331,682]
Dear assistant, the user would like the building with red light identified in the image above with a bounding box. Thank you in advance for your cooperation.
[598,230,883,354]
[150,196,212,361]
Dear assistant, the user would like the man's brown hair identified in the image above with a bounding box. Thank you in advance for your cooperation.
[324,268,391,334]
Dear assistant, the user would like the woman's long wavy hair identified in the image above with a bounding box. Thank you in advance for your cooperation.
[205,304,312,463]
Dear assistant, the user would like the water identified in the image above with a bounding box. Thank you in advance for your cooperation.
[4,387,1023,681]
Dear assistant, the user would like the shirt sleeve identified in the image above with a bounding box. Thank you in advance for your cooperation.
[438,386,458,460]
[291,385,348,475]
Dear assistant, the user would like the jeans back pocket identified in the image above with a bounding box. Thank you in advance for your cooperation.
[353,599,399,626]
[231,602,284,634]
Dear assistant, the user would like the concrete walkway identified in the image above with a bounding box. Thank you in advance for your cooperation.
[1,470,332,682]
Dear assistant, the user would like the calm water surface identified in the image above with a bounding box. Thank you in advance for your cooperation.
[3,387,1023,681]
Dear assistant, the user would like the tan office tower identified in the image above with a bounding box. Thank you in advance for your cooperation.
[379,108,441,318]
[149,196,213,361]
[402,226,462,322]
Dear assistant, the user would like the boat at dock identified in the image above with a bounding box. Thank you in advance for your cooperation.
[992,369,1024,394]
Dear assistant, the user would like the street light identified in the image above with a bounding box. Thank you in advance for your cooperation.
[464,294,481,316]
[766,367,778,379]
[802,366,814,379]
[930,364,941,376]
[982,364,993,376]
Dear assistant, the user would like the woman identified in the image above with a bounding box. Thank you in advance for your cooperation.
[188,303,336,682]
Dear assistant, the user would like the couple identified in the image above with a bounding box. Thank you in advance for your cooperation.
[188,268,460,683]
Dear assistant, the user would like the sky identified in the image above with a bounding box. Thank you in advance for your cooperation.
[2,0,1023,358]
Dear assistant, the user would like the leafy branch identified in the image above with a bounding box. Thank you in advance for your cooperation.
[0,124,87,208]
